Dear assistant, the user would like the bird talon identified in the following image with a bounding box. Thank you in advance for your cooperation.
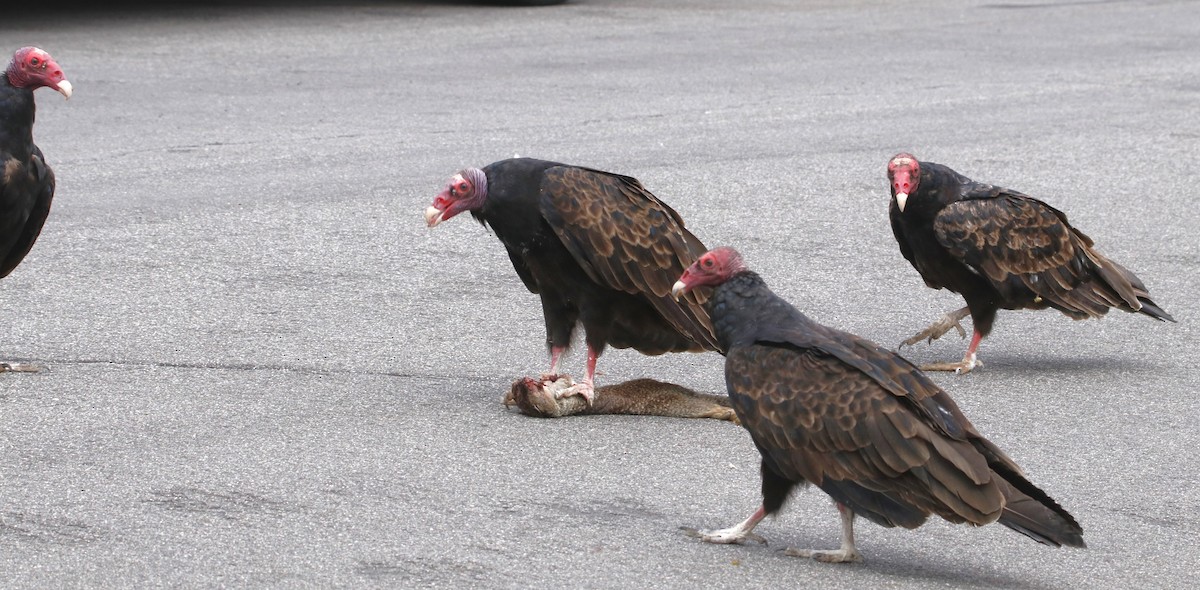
[551,378,595,407]
[953,356,982,374]
[782,547,863,563]
[903,308,972,349]
[573,384,596,407]
[681,526,766,546]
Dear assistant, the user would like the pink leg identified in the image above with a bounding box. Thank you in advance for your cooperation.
[919,329,985,374]
[583,345,598,385]
[541,346,566,381]
[959,330,984,372]
[965,330,983,358]
[564,345,599,405]
[783,502,862,563]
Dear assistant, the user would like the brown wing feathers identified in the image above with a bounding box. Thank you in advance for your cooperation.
[728,333,1084,545]
[935,194,1170,321]
[731,346,1010,529]
[538,166,718,350]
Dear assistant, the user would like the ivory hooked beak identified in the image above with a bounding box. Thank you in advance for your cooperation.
[424,206,444,227]
[671,280,688,301]
[56,79,72,100]
[895,192,908,212]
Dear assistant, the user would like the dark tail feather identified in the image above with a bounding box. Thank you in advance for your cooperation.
[1091,254,1174,322]
[993,470,1086,548]
[971,438,1084,547]
[998,493,1086,548]
[1137,297,1175,323]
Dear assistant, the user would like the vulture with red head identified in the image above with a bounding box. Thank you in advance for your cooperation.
[1,47,72,373]
[673,247,1085,563]
[886,153,1174,373]
[425,158,717,403]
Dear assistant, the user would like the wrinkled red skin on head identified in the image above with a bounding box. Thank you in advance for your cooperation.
[887,153,920,196]
[677,247,745,292]
[7,47,68,92]
[429,173,476,222]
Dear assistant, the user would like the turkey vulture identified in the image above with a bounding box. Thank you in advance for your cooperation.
[672,247,1085,563]
[887,153,1174,373]
[425,158,717,403]
[0,47,72,373]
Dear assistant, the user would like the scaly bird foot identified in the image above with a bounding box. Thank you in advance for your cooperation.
[680,526,767,546]
[899,307,971,349]
[900,314,968,349]
[781,547,863,563]
[557,378,595,407]
[919,353,981,375]
[535,375,596,406]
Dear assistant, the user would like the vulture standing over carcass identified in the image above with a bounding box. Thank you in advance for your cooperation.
[425,158,717,403]
[1,47,72,373]
[887,153,1174,373]
[672,247,1085,563]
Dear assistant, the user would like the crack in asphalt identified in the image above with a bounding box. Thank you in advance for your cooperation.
[9,357,498,383]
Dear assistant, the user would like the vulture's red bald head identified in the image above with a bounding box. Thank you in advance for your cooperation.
[672,247,747,299]
[887,153,920,212]
[425,167,488,227]
[6,47,72,99]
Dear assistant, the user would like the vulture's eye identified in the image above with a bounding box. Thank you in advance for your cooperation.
[458,183,469,192]
[703,258,714,268]
[30,57,39,66]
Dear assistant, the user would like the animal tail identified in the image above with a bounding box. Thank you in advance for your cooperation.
[1088,251,1174,322]
[993,466,1086,548]
[972,438,1085,548]
[1137,297,1175,323]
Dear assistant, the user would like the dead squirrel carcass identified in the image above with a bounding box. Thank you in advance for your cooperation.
[504,376,739,424]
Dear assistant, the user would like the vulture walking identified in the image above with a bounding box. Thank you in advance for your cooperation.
[672,247,1085,563]
[425,158,716,403]
[887,153,1174,373]
[1,47,72,373]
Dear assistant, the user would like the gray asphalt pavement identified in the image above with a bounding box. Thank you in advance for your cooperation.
[2,1,1198,587]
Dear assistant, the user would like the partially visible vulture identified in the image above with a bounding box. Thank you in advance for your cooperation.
[1,47,72,373]
[887,153,1174,373]
[425,158,717,403]
[672,247,1085,563]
